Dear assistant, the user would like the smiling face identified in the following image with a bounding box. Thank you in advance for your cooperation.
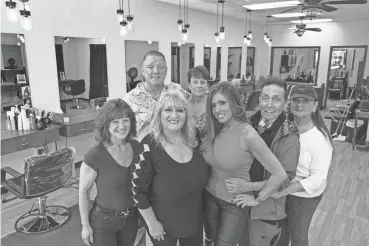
[290,97,318,118]
[109,117,131,141]
[259,84,286,121]
[211,93,233,124]
[160,101,187,133]
[142,55,167,87]
[189,77,208,97]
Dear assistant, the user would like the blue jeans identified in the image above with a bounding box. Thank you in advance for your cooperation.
[284,194,322,246]
[89,203,138,246]
[148,227,203,246]
[203,189,250,246]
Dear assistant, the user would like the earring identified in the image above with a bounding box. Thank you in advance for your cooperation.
[236,105,245,117]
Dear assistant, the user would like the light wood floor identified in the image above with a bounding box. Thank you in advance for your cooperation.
[2,99,369,245]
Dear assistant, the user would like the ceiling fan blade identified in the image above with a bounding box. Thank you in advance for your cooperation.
[320,3,339,11]
[322,0,367,4]
[304,28,322,32]
[280,6,301,13]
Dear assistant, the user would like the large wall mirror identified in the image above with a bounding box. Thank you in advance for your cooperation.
[1,33,30,113]
[247,47,255,77]
[170,42,195,89]
[54,36,108,116]
[203,46,211,75]
[270,46,320,85]
[216,46,221,80]
[326,45,368,100]
[227,47,242,81]
[125,40,159,92]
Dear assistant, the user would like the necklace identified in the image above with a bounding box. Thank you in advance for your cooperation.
[294,118,312,127]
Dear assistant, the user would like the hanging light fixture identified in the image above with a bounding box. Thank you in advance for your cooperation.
[177,0,183,32]
[5,0,18,23]
[120,20,128,36]
[184,0,190,33]
[116,0,124,23]
[180,0,190,41]
[126,0,134,31]
[218,1,225,40]
[215,32,220,43]
[214,1,220,43]
[243,9,247,44]
[20,0,32,31]
[247,9,253,40]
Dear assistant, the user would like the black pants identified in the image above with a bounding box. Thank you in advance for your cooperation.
[203,189,250,246]
[89,204,138,246]
[148,227,203,246]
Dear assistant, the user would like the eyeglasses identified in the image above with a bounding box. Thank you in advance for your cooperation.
[291,98,314,105]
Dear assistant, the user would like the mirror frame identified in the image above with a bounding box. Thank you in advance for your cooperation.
[324,45,368,107]
[269,46,321,85]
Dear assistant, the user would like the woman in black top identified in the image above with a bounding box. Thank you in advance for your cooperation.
[133,91,209,246]
[79,99,142,246]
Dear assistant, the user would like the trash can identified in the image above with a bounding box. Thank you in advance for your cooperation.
[345,119,365,143]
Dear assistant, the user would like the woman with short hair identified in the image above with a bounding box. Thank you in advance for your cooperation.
[79,99,141,246]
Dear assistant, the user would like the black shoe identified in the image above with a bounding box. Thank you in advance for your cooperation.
[203,239,213,246]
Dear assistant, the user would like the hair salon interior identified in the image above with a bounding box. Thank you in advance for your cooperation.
[1,0,369,245]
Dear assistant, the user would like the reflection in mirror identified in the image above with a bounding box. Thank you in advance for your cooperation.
[1,33,30,112]
[327,46,368,100]
[203,46,211,74]
[246,47,255,77]
[170,42,195,89]
[125,40,159,92]
[54,36,109,116]
[216,46,221,80]
[270,47,320,85]
[227,47,242,81]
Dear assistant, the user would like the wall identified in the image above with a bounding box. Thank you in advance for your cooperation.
[1,0,266,112]
[270,20,369,86]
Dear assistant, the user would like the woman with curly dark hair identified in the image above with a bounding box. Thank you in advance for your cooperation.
[79,98,142,246]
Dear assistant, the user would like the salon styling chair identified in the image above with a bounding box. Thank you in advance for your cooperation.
[1,147,76,234]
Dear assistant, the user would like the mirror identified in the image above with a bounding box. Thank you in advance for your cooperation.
[270,47,320,85]
[216,46,221,80]
[170,42,195,90]
[227,47,242,81]
[246,47,255,77]
[1,33,31,111]
[54,36,109,116]
[203,46,211,75]
[327,46,368,100]
[124,40,159,92]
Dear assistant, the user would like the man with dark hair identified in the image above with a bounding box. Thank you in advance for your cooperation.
[225,77,300,246]
[123,50,191,141]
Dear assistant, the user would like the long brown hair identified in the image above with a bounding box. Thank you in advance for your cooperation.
[312,107,334,148]
[200,82,247,152]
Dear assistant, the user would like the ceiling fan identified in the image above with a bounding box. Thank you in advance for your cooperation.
[291,16,322,36]
[281,0,367,16]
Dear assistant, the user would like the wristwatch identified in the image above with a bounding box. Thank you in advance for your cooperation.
[253,192,263,203]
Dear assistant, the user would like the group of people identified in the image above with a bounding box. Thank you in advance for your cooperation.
[78,50,334,246]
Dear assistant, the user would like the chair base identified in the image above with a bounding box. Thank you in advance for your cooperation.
[15,204,70,234]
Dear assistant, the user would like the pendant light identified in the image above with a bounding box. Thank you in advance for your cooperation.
[214,1,220,43]
[5,0,18,23]
[218,1,225,40]
[116,0,124,23]
[20,1,32,31]
[247,9,253,40]
[126,0,134,31]
[177,0,183,32]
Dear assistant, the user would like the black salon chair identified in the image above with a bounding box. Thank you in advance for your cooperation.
[1,147,76,234]
[63,79,86,109]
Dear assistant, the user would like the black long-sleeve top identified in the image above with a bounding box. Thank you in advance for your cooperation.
[132,135,209,238]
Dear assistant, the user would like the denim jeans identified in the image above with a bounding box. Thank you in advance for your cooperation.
[148,226,203,246]
[89,203,138,246]
[284,194,322,246]
[203,189,250,246]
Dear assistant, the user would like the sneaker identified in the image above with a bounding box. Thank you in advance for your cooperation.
[203,239,213,246]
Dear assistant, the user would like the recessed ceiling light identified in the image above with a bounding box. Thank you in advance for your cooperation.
[272,12,305,18]
[243,1,301,10]
[291,18,333,24]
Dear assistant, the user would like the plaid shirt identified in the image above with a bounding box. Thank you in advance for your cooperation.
[123,82,191,141]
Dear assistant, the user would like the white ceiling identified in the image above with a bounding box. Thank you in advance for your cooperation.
[155,0,369,24]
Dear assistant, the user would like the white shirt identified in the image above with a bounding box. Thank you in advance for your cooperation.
[292,127,333,198]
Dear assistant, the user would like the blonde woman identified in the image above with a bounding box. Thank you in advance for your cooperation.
[132,91,209,246]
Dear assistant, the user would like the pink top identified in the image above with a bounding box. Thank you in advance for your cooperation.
[203,123,254,203]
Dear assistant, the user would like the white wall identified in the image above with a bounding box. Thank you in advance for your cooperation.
[270,20,369,86]
[1,0,265,112]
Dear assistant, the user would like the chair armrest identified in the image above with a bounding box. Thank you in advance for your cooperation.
[1,167,23,182]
